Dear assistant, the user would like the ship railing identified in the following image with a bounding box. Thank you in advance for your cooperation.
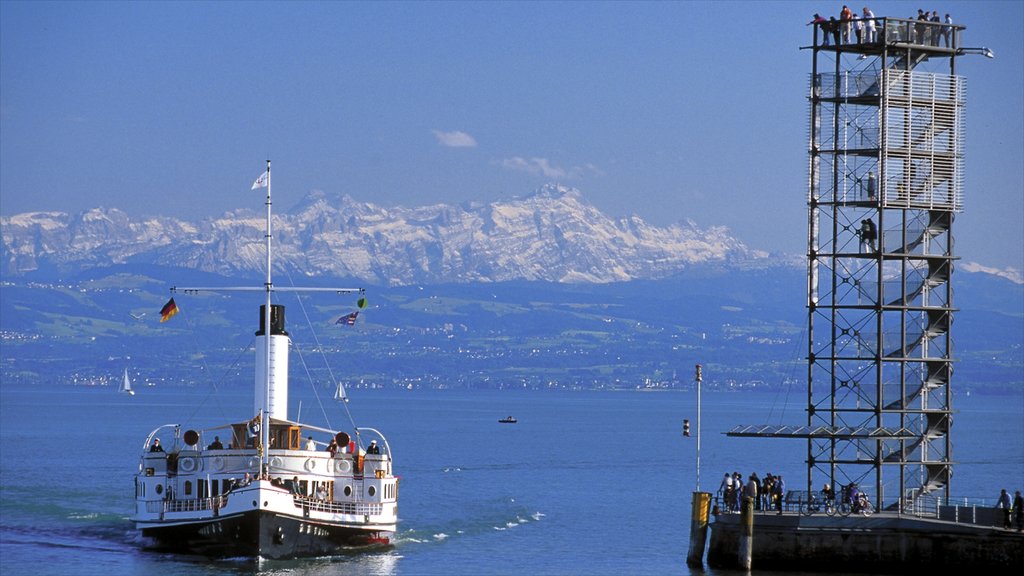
[292,495,383,516]
[147,494,229,514]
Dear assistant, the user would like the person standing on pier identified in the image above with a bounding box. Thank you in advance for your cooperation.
[774,475,786,514]
[719,473,734,512]
[1014,491,1023,531]
[744,474,759,510]
[997,489,1012,528]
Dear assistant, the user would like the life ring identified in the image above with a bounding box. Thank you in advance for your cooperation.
[179,456,197,473]
[247,457,259,469]
[335,459,351,474]
[269,457,283,469]
[304,458,316,472]
[212,457,224,471]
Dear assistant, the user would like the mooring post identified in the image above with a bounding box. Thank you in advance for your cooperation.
[686,491,711,567]
[738,495,753,570]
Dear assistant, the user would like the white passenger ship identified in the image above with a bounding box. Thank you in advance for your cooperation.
[132,162,398,559]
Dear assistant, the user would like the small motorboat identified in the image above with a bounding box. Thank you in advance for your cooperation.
[498,416,517,424]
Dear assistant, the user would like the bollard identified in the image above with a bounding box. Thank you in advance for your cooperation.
[686,491,712,567]
[738,495,754,570]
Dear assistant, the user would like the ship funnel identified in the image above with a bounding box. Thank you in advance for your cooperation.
[255,304,290,421]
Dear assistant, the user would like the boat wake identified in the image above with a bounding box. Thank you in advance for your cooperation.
[0,515,139,555]
[395,501,545,545]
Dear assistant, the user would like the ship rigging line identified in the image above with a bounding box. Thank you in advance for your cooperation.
[275,251,360,435]
[168,296,256,430]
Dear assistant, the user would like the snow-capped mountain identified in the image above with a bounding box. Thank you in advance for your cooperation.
[1,185,779,285]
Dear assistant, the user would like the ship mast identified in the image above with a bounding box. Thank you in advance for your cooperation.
[171,160,363,475]
[261,159,272,468]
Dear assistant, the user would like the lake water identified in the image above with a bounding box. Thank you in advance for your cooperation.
[1,384,1021,575]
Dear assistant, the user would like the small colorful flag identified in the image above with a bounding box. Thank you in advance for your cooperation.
[336,311,358,326]
[251,171,269,190]
[160,298,179,322]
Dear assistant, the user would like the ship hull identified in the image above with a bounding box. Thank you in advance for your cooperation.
[140,509,390,559]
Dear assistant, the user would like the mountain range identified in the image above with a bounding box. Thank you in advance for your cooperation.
[1,185,1020,391]
[1,185,790,285]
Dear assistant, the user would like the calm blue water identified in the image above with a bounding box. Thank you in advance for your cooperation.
[1,384,1021,575]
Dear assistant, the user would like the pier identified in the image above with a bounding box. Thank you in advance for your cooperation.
[705,500,1023,571]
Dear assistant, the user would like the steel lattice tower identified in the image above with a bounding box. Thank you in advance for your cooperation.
[806,17,973,511]
[728,16,991,513]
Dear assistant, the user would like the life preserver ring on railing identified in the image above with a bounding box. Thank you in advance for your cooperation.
[212,456,224,471]
[335,459,351,474]
[269,457,283,469]
[304,458,316,472]
[179,456,197,473]
[247,457,259,469]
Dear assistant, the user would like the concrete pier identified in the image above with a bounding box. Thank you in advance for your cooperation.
[706,510,1024,572]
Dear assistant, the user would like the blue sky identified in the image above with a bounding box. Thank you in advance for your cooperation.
[1,1,1021,272]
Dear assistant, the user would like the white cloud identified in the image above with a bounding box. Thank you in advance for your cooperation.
[499,157,602,180]
[433,130,477,148]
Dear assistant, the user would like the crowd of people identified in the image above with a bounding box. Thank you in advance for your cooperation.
[718,471,787,514]
[718,475,1023,527]
[808,6,954,48]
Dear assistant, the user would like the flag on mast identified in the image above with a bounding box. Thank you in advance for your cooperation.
[251,171,269,190]
[160,298,179,322]
[336,311,359,326]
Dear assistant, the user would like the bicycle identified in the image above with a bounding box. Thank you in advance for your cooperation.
[854,493,874,516]
[838,493,874,517]
[801,493,837,516]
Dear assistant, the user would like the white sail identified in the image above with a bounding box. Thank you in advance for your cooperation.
[120,368,135,395]
[334,382,348,402]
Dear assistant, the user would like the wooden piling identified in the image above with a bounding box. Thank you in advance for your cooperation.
[739,496,754,570]
[686,491,711,567]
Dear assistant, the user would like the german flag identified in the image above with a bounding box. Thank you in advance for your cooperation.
[160,298,179,323]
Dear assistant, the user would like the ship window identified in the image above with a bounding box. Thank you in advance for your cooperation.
[185,481,193,496]
[368,486,376,497]
[155,484,163,495]
[344,485,352,497]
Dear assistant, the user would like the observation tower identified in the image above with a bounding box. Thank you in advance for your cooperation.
[730,15,993,513]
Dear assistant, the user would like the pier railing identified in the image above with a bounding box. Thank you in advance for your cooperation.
[711,491,1010,529]
[906,494,1010,528]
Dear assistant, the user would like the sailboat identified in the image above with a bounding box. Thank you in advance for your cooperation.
[131,161,398,559]
[120,368,135,396]
[334,382,348,402]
